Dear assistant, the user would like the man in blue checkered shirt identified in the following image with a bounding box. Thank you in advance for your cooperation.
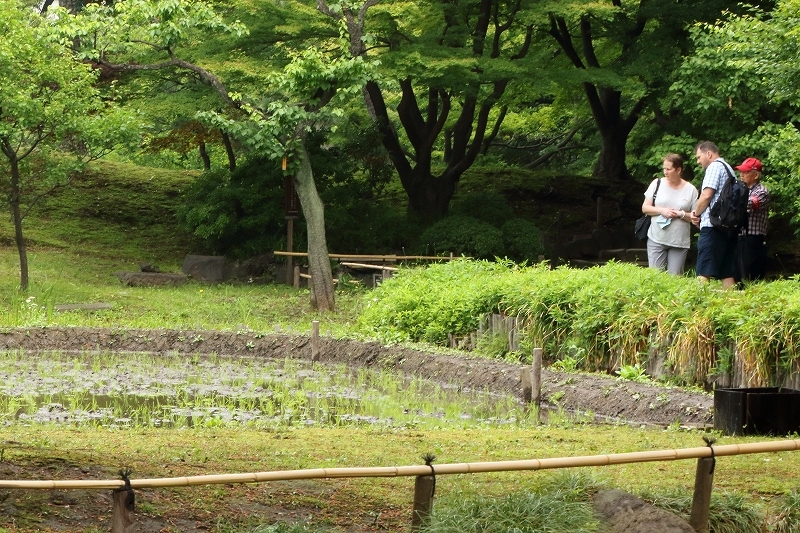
[690,141,738,288]
[733,157,770,282]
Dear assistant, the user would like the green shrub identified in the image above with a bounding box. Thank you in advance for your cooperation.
[416,215,505,258]
[358,259,513,344]
[450,191,514,224]
[179,162,288,258]
[358,259,800,385]
[501,218,545,263]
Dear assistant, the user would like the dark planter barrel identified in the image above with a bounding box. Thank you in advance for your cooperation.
[714,387,800,436]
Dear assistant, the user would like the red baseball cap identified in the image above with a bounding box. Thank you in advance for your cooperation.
[735,157,763,172]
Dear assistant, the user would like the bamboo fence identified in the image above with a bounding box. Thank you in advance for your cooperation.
[2,439,798,533]
[2,438,797,489]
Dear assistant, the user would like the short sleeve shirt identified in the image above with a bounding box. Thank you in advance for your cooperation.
[644,178,699,249]
[700,158,735,228]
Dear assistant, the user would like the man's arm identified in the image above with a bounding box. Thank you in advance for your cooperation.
[691,187,715,226]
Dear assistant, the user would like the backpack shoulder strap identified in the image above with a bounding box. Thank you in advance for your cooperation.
[716,160,735,181]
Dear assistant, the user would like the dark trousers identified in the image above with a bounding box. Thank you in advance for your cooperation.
[735,234,767,282]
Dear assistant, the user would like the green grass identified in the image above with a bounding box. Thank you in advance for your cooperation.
[0,160,799,532]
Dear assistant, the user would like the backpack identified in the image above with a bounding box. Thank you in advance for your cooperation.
[709,161,749,233]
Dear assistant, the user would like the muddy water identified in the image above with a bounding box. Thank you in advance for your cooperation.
[0,351,532,428]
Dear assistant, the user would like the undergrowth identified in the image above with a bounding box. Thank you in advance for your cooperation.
[359,259,800,387]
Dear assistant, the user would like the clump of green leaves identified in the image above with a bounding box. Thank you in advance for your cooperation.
[616,364,649,383]
[423,473,603,533]
[359,259,800,387]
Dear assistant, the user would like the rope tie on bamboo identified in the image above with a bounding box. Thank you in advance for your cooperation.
[115,468,135,511]
[703,436,717,475]
[423,453,437,497]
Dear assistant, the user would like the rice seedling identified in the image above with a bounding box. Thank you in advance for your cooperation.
[0,350,535,430]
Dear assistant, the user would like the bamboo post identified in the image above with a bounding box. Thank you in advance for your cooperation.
[293,265,300,288]
[689,457,715,533]
[531,348,543,408]
[411,475,435,531]
[111,490,134,533]
[311,320,320,361]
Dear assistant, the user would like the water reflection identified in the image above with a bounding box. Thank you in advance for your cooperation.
[0,351,534,428]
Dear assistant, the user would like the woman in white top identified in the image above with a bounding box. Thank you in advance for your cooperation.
[641,153,699,275]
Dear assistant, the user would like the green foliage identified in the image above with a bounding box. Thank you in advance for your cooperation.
[616,364,649,383]
[179,162,286,258]
[0,0,140,288]
[358,260,513,344]
[500,218,545,263]
[643,489,763,533]
[359,259,800,386]
[450,192,514,224]
[423,473,602,533]
[416,216,505,259]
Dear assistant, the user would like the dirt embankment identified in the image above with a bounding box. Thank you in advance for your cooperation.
[0,327,713,427]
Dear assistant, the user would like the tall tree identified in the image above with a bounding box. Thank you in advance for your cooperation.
[544,0,757,181]
[0,1,136,290]
[319,0,540,218]
[73,0,373,310]
[671,0,800,231]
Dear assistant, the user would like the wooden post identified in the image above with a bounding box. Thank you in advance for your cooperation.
[293,265,300,289]
[285,218,294,286]
[689,457,715,533]
[531,348,543,408]
[521,366,532,403]
[411,475,435,531]
[111,490,134,533]
[311,320,320,361]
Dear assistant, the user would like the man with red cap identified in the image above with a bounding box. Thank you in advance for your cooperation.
[734,157,770,283]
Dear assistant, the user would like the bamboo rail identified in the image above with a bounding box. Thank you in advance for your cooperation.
[2,439,798,490]
[274,251,462,261]
[340,262,399,272]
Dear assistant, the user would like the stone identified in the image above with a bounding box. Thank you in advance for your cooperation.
[593,489,694,533]
[181,255,228,283]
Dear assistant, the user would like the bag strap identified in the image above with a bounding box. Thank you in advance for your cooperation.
[652,177,661,203]
[717,160,735,182]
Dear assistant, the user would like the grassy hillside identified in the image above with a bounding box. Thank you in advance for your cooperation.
[9,160,200,265]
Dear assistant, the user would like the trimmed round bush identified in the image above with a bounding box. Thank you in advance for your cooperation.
[501,218,545,263]
[416,215,505,258]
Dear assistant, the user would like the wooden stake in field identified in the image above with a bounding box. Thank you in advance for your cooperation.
[311,320,320,361]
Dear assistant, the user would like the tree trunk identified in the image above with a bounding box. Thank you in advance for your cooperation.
[293,144,335,311]
[198,141,211,170]
[406,168,459,218]
[221,130,236,171]
[594,119,632,180]
[9,156,29,291]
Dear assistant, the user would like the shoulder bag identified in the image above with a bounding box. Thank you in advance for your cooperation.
[634,178,661,241]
